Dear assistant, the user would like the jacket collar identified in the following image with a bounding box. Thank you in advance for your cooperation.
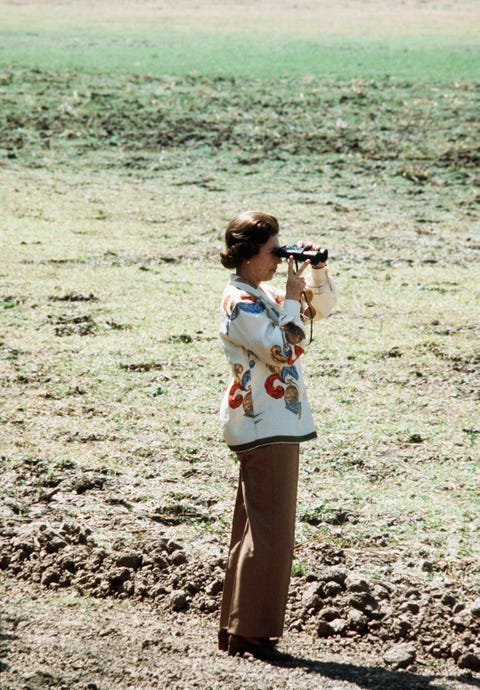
[230,275,281,320]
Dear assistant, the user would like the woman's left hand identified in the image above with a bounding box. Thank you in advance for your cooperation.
[285,256,309,301]
[297,241,327,268]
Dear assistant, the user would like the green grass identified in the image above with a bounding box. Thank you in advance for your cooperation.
[0,29,478,80]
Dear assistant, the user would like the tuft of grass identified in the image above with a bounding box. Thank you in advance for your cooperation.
[292,562,308,578]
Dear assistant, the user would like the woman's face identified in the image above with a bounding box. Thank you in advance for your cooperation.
[244,234,282,284]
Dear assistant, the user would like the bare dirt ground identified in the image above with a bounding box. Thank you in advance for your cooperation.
[4,580,478,690]
[2,586,480,690]
[2,491,480,690]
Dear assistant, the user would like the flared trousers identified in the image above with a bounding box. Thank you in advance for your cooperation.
[219,443,299,639]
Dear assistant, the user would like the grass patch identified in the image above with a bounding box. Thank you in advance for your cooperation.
[1,70,478,187]
[1,29,478,80]
[0,2,479,593]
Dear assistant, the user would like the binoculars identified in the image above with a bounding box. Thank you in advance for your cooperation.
[275,245,328,264]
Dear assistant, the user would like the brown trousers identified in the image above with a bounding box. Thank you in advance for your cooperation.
[219,443,299,639]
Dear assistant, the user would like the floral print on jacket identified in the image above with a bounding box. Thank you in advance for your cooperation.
[219,268,337,452]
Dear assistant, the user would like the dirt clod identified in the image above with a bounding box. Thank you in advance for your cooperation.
[384,642,417,669]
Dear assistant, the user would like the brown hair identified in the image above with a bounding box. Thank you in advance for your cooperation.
[220,211,279,270]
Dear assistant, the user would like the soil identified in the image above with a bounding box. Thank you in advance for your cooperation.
[2,585,480,690]
[1,460,480,689]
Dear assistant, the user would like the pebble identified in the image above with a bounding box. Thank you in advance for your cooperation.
[323,580,343,598]
[317,620,335,638]
[320,566,347,585]
[348,608,369,633]
[392,615,412,638]
[348,591,378,614]
[201,598,218,613]
[470,598,480,618]
[206,578,223,596]
[318,606,340,622]
[346,576,370,593]
[457,651,480,672]
[400,600,420,615]
[441,593,457,608]
[115,551,143,569]
[302,581,321,603]
[170,590,188,611]
[170,550,188,566]
[330,618,349,635]
[384,642,416,669]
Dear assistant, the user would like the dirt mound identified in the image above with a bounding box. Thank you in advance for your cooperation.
[1,515,479,673]
[1,448,479,675]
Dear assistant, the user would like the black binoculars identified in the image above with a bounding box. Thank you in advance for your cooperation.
[275,245,328,264]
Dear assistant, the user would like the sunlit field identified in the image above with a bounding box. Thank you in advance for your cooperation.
[0,1,479,685]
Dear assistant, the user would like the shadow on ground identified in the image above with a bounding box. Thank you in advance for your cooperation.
[265,654,480,690]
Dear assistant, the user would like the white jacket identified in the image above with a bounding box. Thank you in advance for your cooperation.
[219,267,338,452]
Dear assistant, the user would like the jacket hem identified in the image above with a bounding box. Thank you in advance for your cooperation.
[227,431,317,453]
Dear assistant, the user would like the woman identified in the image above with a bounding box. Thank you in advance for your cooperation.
[217,211,338,660]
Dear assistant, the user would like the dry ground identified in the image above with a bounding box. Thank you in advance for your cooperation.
[0,0,478,37]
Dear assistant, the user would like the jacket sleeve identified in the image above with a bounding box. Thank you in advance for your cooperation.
[222,294,308,367]
[302,266,338,322]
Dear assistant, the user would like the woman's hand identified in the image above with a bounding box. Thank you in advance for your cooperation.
[297,241,327,268]
[285,256,309,301]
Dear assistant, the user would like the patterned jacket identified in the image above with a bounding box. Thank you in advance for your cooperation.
[219,267,338,452]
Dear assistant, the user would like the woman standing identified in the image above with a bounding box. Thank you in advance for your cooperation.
[217,211,338,660]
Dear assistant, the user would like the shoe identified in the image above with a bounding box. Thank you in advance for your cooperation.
[227,634,291,661]
[218,628,229,652]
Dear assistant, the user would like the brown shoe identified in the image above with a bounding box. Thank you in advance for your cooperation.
[218,628,229,651]
[227,634,291,661]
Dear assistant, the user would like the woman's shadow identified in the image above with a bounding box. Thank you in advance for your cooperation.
[265,653,480,690]
[0,632,16,673]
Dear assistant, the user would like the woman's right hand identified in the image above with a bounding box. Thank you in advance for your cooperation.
[285,256,309,301]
